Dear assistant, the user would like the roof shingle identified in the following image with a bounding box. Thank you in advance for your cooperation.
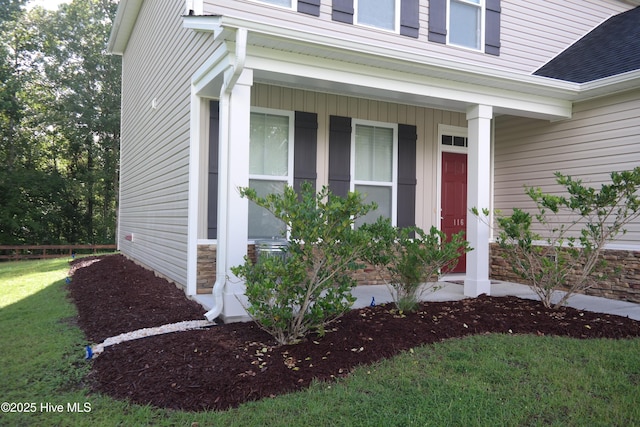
[534,7,640,83]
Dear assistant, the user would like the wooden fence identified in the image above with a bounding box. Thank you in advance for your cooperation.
[0,244,117,261]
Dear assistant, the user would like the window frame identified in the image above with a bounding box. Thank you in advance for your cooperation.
[354,0,401,33]
[447,0,486,52]
[248,107,295,241]
[350,119,399,226]
[250,0,297,11]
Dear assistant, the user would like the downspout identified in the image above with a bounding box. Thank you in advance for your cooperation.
[204,27,248,322]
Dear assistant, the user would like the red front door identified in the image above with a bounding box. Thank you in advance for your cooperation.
[441,152,467,273]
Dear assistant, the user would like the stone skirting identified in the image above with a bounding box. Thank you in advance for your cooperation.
[196,244,257,294]
[490,243,640,303]
[196,244,385,292]
[199,243,640,303]
[196,244,217,293]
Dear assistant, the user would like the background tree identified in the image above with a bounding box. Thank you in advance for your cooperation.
[0,0,120,245]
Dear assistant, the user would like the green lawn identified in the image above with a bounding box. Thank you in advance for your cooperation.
[1,258,639,426]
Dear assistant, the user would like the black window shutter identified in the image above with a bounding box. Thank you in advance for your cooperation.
[294,111,318,194]
[485,0,501,56]
[332,0,354,24]
[397,124,417,230]
[400,0,420,38]
[328,115,352,198]
[207,101,220,239]
[428,0,447,43]
[298,0,320,16]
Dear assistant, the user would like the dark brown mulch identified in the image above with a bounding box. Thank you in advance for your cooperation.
[68,254,640,412]
[68,255,204,343]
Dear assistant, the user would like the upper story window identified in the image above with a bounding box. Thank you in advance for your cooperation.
[255,0,295,9]
[249,109,294,239]
[332,0,420,38]
[356,0,399,32]
[449,0,483,50]
[428,0,501,56]
[254,0,322,16]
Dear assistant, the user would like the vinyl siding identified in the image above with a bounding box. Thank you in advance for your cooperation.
[118,0,217,287]
[204,0,631,74]
[494,89,640,247]
[251,83,467,232]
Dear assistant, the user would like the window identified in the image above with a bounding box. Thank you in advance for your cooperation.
[254,0,321,16]
[352,121,398,227]
[329,116,416,229]
[449,0,483,50]
[356,0,398,31]
[429,0,500,55]
[442,135,468,148]
[248,110,294,239]
[255,0,294,9]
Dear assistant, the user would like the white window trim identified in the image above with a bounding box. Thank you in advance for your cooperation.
[248,107,295,242]
[447,0,486,52]
[249,107,295,186]
[249,0,297,11]
[354,0,401,34]
[350,119,398,226]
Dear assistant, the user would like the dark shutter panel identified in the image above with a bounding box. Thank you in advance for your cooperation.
[428,0,447,43]
[485,0,501,56]
[294,111,318,194]
[400,0,420,38]
[207,101,220,239]
[332,0,354,24]
[397,124,417,230]
[328,116,352,198]
[298,0,320,16]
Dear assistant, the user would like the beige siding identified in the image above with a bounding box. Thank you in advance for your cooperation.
[118,0,216,287]
[500,0,629,72]
[251,83,467,231]
[494,89,640,246]
[204,0,630,74]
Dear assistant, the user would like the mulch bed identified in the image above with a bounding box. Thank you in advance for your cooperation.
[68,254,640,412]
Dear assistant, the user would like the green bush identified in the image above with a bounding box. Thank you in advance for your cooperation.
[475,167,640,308]
[232,183,376,345]
[363,219,470,312]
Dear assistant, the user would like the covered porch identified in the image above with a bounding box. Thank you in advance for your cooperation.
[182,18,573,322]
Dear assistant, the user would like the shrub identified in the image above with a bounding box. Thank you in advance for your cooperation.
[475,167,640,308]
[231,183,376,345]
[363,219,471,312]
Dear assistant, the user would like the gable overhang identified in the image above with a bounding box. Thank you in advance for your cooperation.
[574,69,640,102]
[107,0,144,55]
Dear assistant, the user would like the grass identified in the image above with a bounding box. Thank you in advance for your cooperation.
[1,258,639,426]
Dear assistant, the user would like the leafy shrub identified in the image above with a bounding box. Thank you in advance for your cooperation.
[363,219,471,312]
[475,167,640,308]
[231,183,376,345]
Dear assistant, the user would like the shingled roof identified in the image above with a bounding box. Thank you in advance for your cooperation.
[534,7,640,83]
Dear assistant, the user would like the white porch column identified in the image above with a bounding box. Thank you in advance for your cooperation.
[217,68,253,321]
[464,104,493,297]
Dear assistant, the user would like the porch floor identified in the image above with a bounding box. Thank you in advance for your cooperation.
[192,276,640,321]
